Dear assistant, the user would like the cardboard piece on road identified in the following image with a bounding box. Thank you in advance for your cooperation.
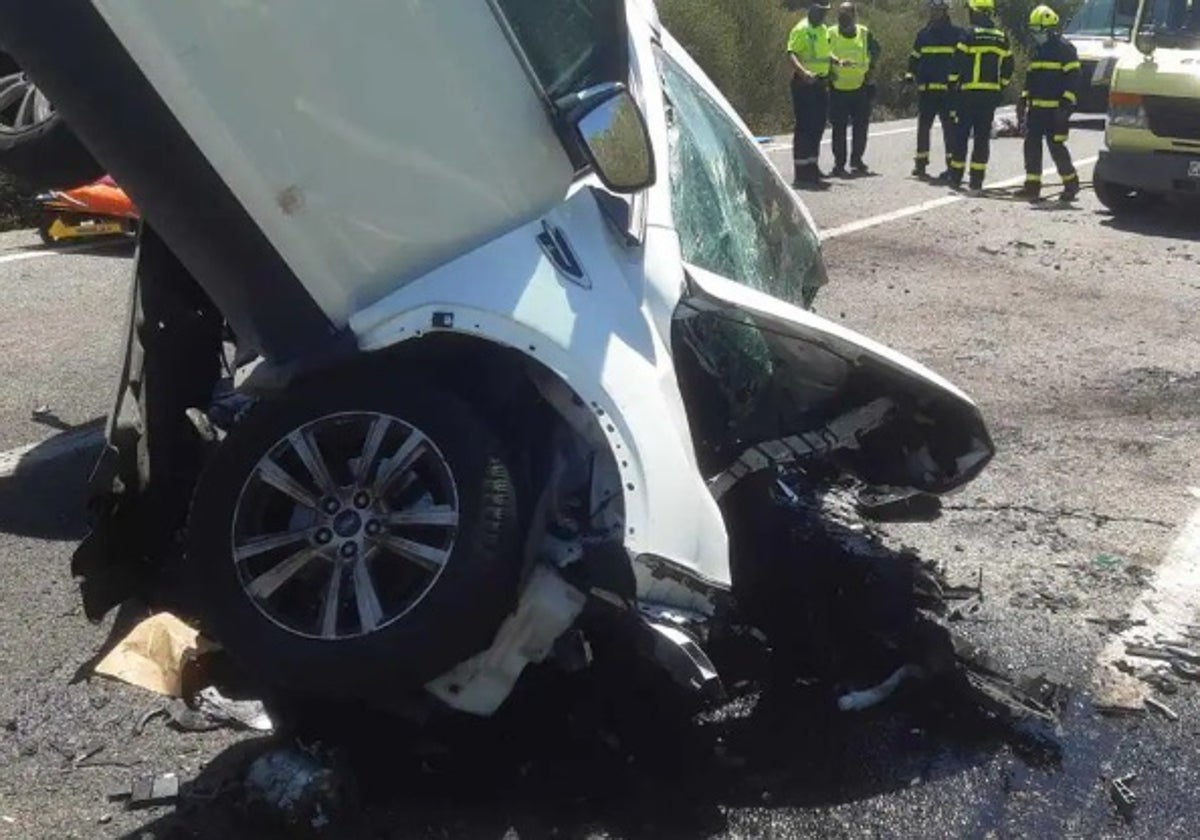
[94,613,219,698]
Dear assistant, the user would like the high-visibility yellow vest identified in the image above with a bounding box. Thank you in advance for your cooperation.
[825,24,873,91]
[830,24,871,91]
[788,19,832,78]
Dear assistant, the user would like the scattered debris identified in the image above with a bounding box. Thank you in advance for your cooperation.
[134,706,169,737]
[838,664,923,712]
[1145,696,1179,722]
[193,686,273,732]
[1125,644,1175,662]
[31,404,52,419]
[855,488,942,522]
[1172,661,1200,682]
[1165,645,1200,665]
[111,773,180,811]
[993,116,1024,137]
[1110,772,1138,819]
[1093,553,1125,569]
[243,745,357,839]
[1086,615,1145,634]
[94,613,219,698]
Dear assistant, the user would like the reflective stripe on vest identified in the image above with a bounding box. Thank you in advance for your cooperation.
[789,20,831,76]
[830,24,870,91]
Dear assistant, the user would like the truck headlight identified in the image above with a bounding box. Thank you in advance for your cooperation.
[1109,91,1148,128]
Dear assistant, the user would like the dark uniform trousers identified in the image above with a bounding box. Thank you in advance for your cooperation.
[830,87,871,168]
[791,75,829,178]
[951,94,1000,187]
[916,90,954,169]
[1024,108,1077,184]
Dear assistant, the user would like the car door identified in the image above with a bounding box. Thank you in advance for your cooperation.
[656,35,994,497]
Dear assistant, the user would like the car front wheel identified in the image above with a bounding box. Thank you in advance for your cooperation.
[0,62,102,189]
[187,375,523,699]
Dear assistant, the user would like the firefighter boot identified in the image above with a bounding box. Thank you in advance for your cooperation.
[1014,179,1041,201]
[1059,179,1080,202]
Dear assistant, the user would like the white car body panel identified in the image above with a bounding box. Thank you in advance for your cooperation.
[350,186,732,592]
[90,0,575,325]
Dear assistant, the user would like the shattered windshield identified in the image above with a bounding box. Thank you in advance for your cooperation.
[491,0,627,99]
[1141,0,1200,45]
[1065,0,1138,38]
[657,49,827,310]
[658,46,830,458]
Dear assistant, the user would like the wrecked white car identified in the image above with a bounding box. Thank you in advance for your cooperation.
[1,1,994,716]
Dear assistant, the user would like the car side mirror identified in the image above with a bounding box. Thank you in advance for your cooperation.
[1135,28,1156,56]
[560,84,655,194]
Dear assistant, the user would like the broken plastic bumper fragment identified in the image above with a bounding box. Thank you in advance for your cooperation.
[426,564,587,716]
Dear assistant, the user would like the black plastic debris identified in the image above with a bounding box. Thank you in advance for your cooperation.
[1110,772,1138,819]
[111,773,180,810]
[242,744,358,839]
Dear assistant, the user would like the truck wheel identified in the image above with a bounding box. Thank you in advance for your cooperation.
[0,67,103,189]
[186,375,523,699]
[1094,176,1148,216]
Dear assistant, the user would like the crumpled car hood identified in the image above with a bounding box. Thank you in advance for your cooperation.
[676,264,996,498]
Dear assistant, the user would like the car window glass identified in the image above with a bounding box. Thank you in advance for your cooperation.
[492,0,627,98]
[1065,0,1138,38]
[656,48,826,310]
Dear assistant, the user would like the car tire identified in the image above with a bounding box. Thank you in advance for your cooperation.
[1094,176,1150,216]
[0,66,103,189]
[186,374,523,699]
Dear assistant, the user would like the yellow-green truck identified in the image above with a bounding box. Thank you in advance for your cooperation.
[1093,0,1200,213]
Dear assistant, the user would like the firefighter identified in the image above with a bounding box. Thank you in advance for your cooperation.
[944,0,1014,195]
[828,3,882,177]
[788,1,834,189]
[1016,5,1081,202]
[906,0,961,179]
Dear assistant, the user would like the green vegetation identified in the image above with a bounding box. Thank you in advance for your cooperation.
[0,172,38,231]
[658,0,1083,134]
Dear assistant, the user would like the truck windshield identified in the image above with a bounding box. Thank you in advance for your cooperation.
[1065,0,1138,38]
[1140,0,1200,46]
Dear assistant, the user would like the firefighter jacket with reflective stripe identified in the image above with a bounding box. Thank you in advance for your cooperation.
[830,24,880,91]
[1022,37,1081,110]
[949,19,1014,97]
[788,18,832,78]
[907,20,962,91]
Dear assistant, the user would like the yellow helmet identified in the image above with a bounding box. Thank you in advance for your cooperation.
[967,0,995,11]
[1029,5,1061,29]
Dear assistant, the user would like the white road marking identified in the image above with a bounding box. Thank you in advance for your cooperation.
[762,125,919,152]
[1092,501,1200,709]
[0,427,105,479]
[0,241,122,266]
[819,156,1100,241]
[761,107,1018,153]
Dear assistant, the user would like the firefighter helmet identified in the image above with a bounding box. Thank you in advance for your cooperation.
[1029,5,1061,29]
[967,0,996,11]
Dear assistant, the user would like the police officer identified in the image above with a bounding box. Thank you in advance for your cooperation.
[788,1,833,189]
[1016,5,1081,202]
[906,0,961,179]
[945,0,1014,194]
[828,2,881,177]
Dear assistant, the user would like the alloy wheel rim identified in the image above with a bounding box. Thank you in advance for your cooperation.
[232,412,460,640]
[0,73,54,133]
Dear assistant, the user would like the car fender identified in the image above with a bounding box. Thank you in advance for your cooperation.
[350,187,731,605]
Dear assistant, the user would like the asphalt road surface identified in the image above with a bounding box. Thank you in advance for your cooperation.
[1,114,1198,840]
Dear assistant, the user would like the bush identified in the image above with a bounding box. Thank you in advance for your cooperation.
[658,0,1084,135]
[0,172,38,231]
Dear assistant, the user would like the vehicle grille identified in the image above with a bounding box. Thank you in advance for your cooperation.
[1144,95,1200,141]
